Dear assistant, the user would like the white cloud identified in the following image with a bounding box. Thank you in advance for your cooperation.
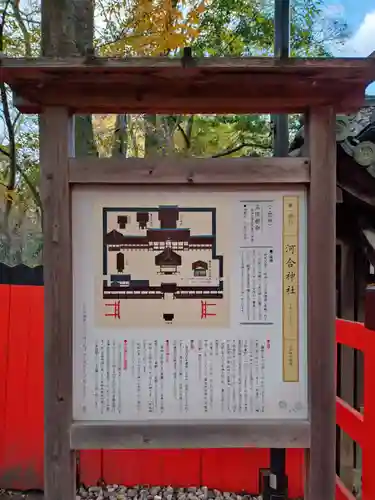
[338,10,375,56]
[335,9,375,93]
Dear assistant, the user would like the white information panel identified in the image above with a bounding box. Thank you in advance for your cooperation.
[72,186,308,421]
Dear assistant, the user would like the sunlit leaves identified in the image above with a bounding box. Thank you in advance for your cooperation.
[96,0,206,56]
[0,0,40,56]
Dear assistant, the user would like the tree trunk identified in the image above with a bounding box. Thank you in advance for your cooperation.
[41,0,97,156]
[145,114,158,157]
[41,0,76,57]
[112,114,128,156]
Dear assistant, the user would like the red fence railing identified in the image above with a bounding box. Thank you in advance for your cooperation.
[335,319,375,500]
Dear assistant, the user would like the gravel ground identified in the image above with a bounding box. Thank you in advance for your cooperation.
[78,486,262,500]
[0,492,43,500]
[0,486,263,500]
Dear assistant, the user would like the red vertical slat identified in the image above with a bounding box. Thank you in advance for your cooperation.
[159,450,201,486]
[102,450,164,485]
[286,449,304,498]
[1,286,33,488]
[22,286,44,488]
[0,284,11,484]
[79,450,103,486]
[101,450,201,487]
[201,449,269,493]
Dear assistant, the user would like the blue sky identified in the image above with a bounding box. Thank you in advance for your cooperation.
[326,0,375,94]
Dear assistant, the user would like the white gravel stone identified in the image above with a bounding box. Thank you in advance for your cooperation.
[89,487,102,494]
[73,484,263,500]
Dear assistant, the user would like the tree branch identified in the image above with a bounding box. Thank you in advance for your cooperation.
[1,84,17,209]
[0,146,10,157]
[0,0,12,48]
[18,164,42,210]
[0,146,41,208]
[12,110,21,129]
[11,0,32,56]
[176,115,195,153]
[212,142,271,158]
[0,0,19,220]
[177,123,191,149]
[185,115,195,146]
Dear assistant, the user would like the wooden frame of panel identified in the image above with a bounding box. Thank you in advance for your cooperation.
[2,55,348,500]
[40,119,334,500]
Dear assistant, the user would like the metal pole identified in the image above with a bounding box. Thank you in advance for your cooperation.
[266,1,291,498]
[272,0,291,157]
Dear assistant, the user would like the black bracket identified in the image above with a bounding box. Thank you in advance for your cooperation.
[259,465,288,500]
[181,47,196,68]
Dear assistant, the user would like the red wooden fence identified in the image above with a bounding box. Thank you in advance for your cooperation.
[335,319,375,500]
[0,284,304,496]
[1,284,373,498]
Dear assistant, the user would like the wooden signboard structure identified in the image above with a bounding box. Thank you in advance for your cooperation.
[1,54,375,500]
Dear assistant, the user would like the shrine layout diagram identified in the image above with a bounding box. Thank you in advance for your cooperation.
[96,205,229,328]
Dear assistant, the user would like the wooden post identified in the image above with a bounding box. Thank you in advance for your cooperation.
[354,250,367,412]
[365,284,375,330]
[306,106,337,500]
[40,107,76,500]
[354,252,369,487]
[338,242,355,487]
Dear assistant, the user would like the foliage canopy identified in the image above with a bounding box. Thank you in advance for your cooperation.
[0,0,350,264]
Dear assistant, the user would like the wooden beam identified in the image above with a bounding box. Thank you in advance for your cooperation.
[40,107,75,500]
[2,55,375,73]
[306,106,337,500]
[70,420,310,450]
[1,56,372,114]
[9,89,367,115]
[68,157,310,184]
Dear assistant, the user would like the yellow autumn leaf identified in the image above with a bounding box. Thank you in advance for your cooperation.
[196,2,205,14]
[113,0,207,56]
[188,11,200,24]
[0,184,18,205]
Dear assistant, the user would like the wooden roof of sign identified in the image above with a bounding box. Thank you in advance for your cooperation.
[1,55,375,114]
